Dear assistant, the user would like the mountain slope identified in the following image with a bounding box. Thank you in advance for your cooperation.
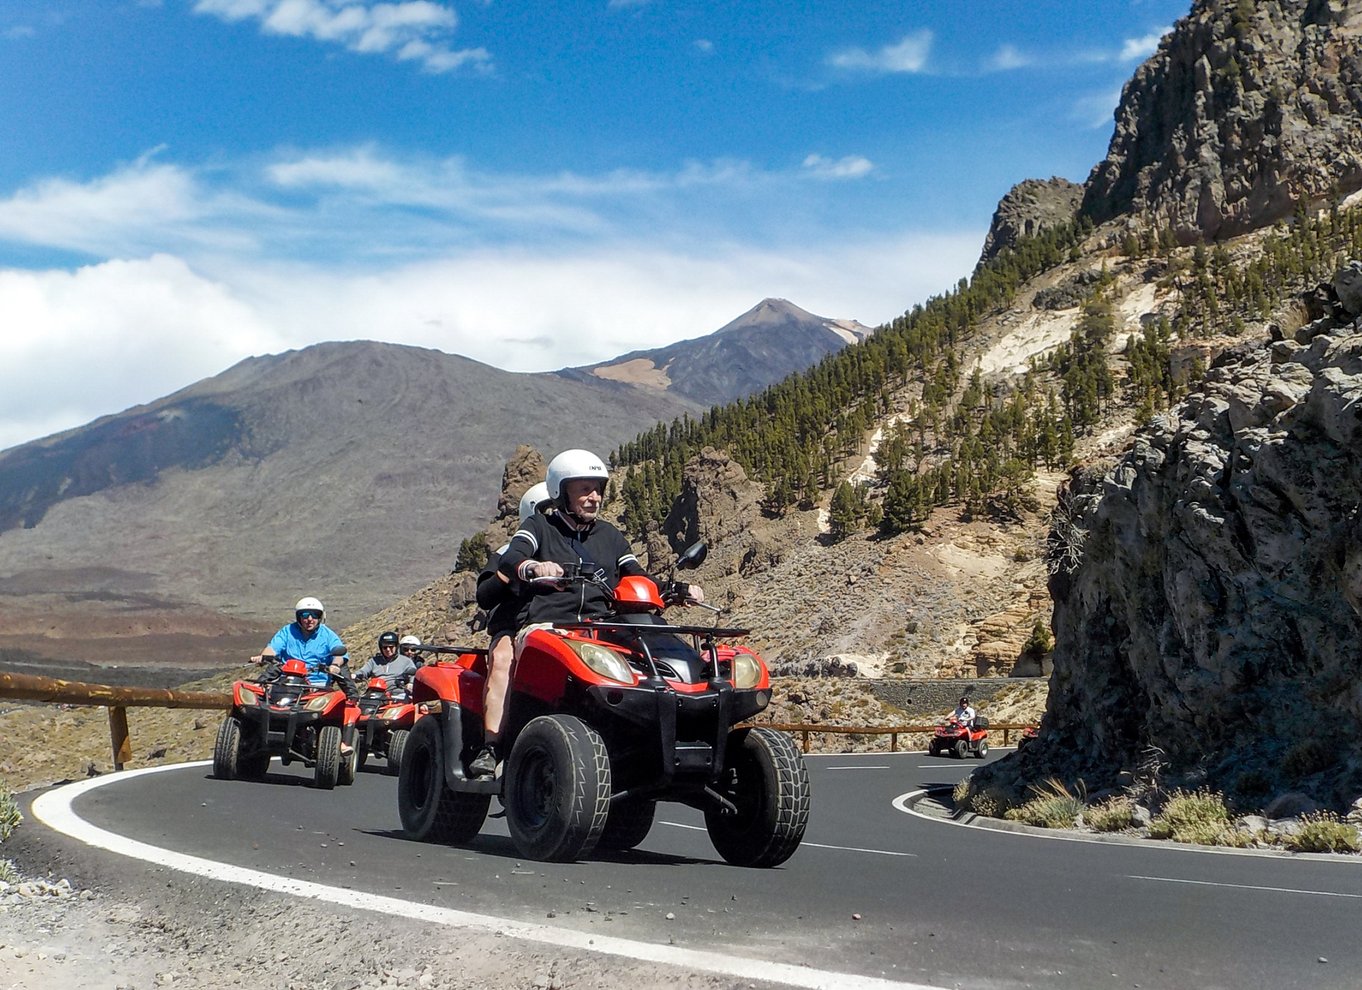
[0,341,698,623]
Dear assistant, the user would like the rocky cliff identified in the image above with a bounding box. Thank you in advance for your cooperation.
[975,264,1362,811]
[979,177,1083,266]
[1082,0,1362,241]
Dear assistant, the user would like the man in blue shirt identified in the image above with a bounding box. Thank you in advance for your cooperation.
[252,596,348,688]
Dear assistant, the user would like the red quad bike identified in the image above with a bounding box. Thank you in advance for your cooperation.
[355,673,420,776]
[929,716,990,759]
[214,648,361,789]
[1016,725,1039,753]
[397,542,812,866]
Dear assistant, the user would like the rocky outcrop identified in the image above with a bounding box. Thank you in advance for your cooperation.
[979,178,1083,266]
[977,266,1362,810]
[491,444,547,537]
[1082,0,1362,241]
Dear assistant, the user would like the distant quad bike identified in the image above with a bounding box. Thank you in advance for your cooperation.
[1016,725,1039,753]
[929,716,990,759]
[355,673,419,775]
[214,649,360,789]
[397,542,811,866]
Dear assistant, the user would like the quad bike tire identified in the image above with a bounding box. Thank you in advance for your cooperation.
[397,717,489,844]
[213,716,244,780]
[505,714,611,863]
[357,742,370,771]
[385,728,410,777]
[315,725,342,790]
[339,740,358,786]
[705,727,810,868]
[927,742,941,757]
[976,740,989,759]
[598,798,656,851]
[954,739,970,760]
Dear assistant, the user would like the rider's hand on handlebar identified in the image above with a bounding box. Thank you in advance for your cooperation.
[528,560,565,579]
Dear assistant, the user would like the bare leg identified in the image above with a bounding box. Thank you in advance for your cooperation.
[482,632,515,741]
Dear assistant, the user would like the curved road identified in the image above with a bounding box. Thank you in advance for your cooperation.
[27,750,1362,990]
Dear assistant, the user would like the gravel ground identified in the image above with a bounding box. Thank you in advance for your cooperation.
[0,793,791,990]
[0,874,782,990]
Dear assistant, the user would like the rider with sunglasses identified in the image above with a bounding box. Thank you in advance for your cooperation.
[251,596,349,688]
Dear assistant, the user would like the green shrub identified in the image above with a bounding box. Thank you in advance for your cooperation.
[1005,778,1085,828]
[956,782,1017,819]
[1284,813,1361,854]
[1282,739,1332,778]
[1086,795,1137,832]
[1233,767,1273,798]
[1148,789,1231,844]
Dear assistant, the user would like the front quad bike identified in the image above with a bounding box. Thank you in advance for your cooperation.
[398,543,811,866]
[214,655,361,789]
[355,674,419,776]
[928,716,989,759]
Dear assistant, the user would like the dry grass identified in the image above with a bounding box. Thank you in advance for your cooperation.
[1284,813,1362,853]
[1148,789,1232,845]
[1086,795,1137,832]
[1004,778,1085,828]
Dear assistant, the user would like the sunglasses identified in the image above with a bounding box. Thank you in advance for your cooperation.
[296,610,322,620]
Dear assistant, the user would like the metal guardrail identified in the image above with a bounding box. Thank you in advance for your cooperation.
[0,672,1038,770]
[0,672,230,772]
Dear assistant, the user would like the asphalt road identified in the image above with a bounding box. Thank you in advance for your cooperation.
[28,749,1362,990]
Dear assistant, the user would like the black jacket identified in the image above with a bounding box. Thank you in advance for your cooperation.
[476,544,527,638]
[497,511,649,627]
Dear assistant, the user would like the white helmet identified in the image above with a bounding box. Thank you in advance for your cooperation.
[398,635,421,647]
[546,449,609,502]
[518,481,551,524]
[294,596,325,618]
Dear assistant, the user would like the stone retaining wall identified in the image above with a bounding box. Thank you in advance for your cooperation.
[864,677,1037,718]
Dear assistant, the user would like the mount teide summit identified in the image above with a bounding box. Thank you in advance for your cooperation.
[568,298,873,406]
[0,299,870,638]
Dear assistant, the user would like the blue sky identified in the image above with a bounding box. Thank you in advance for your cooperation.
[0,0,1189,450]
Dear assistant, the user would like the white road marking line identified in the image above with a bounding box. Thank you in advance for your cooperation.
[1128,875,1362,898]
[660,821,916,857]
[827,765,891,770]
[34,762,942,990]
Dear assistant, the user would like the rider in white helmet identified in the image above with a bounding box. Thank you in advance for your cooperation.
[477,450,704,778]
[251,596,348,688]
[398,634,424,665]
[468,480,553,777]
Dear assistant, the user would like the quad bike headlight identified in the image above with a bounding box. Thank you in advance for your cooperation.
[730,653,763,690]
[381,707,406,721]
[303,694,333,712]
[233,685,263,707]
[567,640,636,685]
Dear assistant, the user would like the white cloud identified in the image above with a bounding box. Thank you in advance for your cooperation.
[0,256,283,450]
[988,44,1031,71]
[828,30,932,74]
[0,231,982,450]
[192,0,490,74]
[801,154,875,181]
[1120,30,1167,61]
